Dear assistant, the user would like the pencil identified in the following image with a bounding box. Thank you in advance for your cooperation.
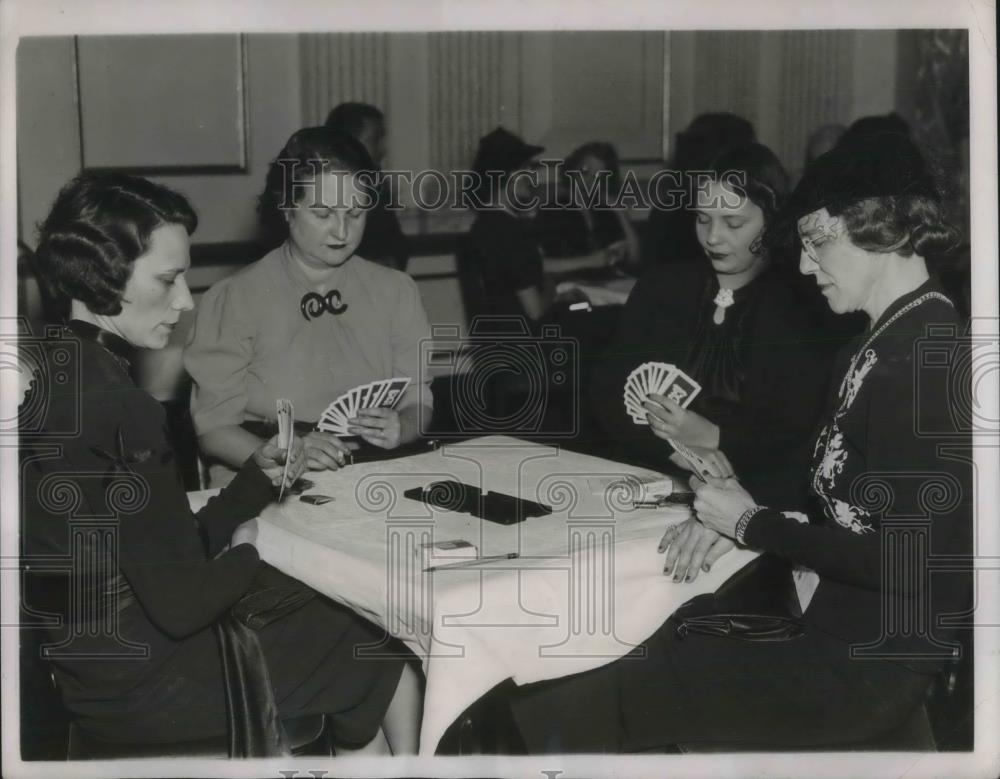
[423,552,519,572]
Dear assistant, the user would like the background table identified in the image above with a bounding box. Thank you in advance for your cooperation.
[190,435,758,753]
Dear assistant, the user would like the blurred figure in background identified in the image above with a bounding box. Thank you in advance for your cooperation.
[464,126,552,323]
[325,102,410,272]
[803,123,846,169]
[644,112,756,265]
[535,141,642,273]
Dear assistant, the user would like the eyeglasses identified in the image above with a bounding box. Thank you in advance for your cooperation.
[799,234,820,263]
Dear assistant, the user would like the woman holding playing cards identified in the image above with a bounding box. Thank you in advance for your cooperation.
[185,127,433,486]
[512,131,971,752]
[22,173,419,754]
[591,142,837,569]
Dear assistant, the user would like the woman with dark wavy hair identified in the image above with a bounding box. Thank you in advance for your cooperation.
[513,131,971,753]
[22,172,417,755]
[591,142,834,578]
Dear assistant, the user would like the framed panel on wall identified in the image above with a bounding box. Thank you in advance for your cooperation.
[76,34,248,173]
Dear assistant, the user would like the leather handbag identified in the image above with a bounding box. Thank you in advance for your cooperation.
[217,564,318,757]
[670,553,805,642]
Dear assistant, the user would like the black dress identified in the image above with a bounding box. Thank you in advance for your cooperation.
[512,279,972,752]
[535,206,625,259]
[590,260,833,506]
[20,322,404,746]
[467,209,545,320]
[357,181,410,272]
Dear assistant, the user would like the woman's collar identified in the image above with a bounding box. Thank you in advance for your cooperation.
[66,319,135,370]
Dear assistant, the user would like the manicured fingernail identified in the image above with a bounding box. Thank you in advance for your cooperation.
[673,575,680,582]
[702,564,711,572]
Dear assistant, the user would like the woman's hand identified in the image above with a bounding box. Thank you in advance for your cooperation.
[657,517,735,582]
[231,518,258,549]
[691,476,758,539]
[253,434,306,487]
[667,446,735,479]
[604,238,629,268]
[348,407,402,449]
[644,394,721,449]
[302,430,355,471]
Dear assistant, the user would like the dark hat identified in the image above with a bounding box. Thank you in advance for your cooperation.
[788,131,939,219]
[767,131,940,248]
[472,126,544,175]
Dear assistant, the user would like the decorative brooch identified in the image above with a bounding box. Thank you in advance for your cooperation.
[300,291,349,321]
[712,288,735,325]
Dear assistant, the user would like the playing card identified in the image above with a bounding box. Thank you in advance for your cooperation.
[623,380,645,408]
[356,382,375,411]
[623,361,699,426]
[660,369,701,409]
[651,363,678,396]
[668,438,718,478]
[368,379,390,408]
[275,398,294,501]
[379,378,411,409]
[317,378,411,437]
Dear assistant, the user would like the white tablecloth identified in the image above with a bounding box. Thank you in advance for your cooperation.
[189,436,758,754]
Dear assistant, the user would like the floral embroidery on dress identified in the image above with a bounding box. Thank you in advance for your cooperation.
[811,292,952,537]
[830,497,874,534]
[838,348,878,413]
[816,427,848,483]
[812,422,874,534]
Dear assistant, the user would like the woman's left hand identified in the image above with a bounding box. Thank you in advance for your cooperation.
[348,408,402,449]
[657,517,735,582]
[644,394,720,449]
[690,475,758,539]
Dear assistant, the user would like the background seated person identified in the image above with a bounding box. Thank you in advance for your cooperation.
[535,141,642,275]
[465,126,555,324]
[325,102,410,272]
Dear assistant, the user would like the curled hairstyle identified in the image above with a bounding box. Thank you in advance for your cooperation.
[257,126,377,245]
[35,173,197,317]
[827,194,961,262]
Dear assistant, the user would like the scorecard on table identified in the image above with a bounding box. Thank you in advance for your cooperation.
[403,480,552,525]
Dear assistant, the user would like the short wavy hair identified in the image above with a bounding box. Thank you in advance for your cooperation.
[827,194,961,261]
[258,126,376,246]
[35,173,197,317]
